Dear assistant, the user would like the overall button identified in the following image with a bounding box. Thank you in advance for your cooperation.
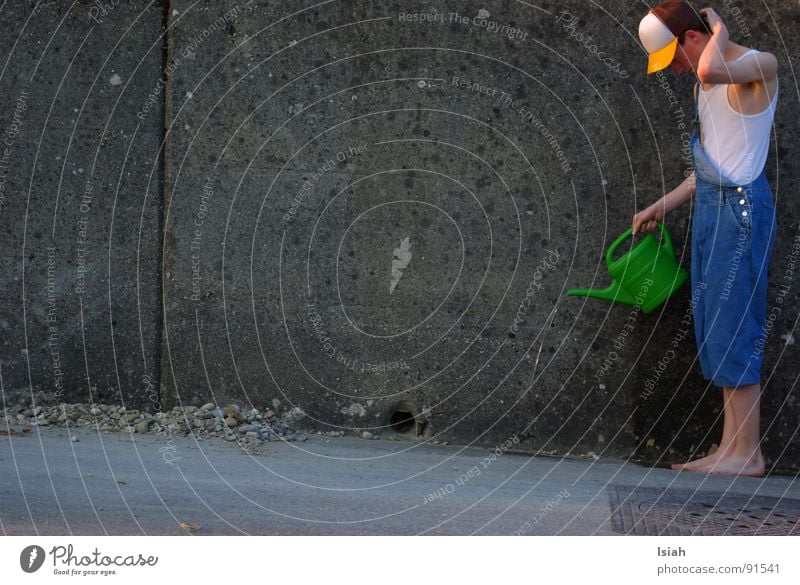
[739,198,746,204]
[736,186,743,192]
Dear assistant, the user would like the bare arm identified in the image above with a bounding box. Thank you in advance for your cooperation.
[632,172,696,236]
[696,7,778,84]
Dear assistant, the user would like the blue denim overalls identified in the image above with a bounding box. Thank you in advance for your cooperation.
[689,82,778,388]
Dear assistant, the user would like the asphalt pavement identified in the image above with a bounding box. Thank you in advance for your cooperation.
[1,426,798,535]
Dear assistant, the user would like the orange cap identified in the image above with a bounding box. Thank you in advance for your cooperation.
[638,1,698,74]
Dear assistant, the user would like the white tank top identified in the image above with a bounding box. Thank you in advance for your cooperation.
[698,49,778,185]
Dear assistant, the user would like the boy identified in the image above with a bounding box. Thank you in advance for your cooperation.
[632,1,779,476]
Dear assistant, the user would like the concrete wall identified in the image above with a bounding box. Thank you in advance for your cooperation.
[3,1,799,469]
[0,1,164,410]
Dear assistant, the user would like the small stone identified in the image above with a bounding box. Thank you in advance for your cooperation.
[361,431,373,440]
[224,417,238,428]
[238,424,259,433]
[70,435,79,442]
[23,409,33,417]
[33,406,42,416]
[201,403,215,411]
[136,421,150,434]
[90,408,102,416]
[646,438,656,449]
[109,73,123,86]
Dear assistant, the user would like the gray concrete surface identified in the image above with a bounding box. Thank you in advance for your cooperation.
[159,0,800,468]
[0,1,164,409]
[1,1,799,470]
[1,427,798,535]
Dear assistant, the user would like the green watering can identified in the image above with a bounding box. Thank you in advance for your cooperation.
[567,222,688,314]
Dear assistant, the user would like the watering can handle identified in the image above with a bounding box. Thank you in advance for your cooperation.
[605,227,633,268]
[606,222,673,268]
[658,221,676,259]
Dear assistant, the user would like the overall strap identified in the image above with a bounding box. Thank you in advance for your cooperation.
[692,80,701,143]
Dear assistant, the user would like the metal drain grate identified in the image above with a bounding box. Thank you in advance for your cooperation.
[608,485,800,535]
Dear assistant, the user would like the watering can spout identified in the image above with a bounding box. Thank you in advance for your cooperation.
[567,280,637,305]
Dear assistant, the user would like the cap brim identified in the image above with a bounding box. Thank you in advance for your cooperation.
[647,37,678,74]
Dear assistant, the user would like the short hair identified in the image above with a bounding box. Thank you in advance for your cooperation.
[677,9,711,44]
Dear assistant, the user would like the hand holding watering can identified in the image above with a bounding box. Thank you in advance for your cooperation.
[567,218,688,314]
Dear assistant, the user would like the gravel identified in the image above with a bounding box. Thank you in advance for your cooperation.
[0,402,315,444]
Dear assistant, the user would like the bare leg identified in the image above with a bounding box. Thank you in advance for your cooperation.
[672,388,737,471]
[698,383,765,477]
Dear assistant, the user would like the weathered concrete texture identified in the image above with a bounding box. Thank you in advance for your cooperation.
[0,2,164,410]
[3,1,798,470]
[160,0,800,469]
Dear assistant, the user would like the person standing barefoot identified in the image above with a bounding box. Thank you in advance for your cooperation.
[633,2,779,477]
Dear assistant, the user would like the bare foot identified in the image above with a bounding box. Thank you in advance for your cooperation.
[699,454,766,477]
[671,443,733,472]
